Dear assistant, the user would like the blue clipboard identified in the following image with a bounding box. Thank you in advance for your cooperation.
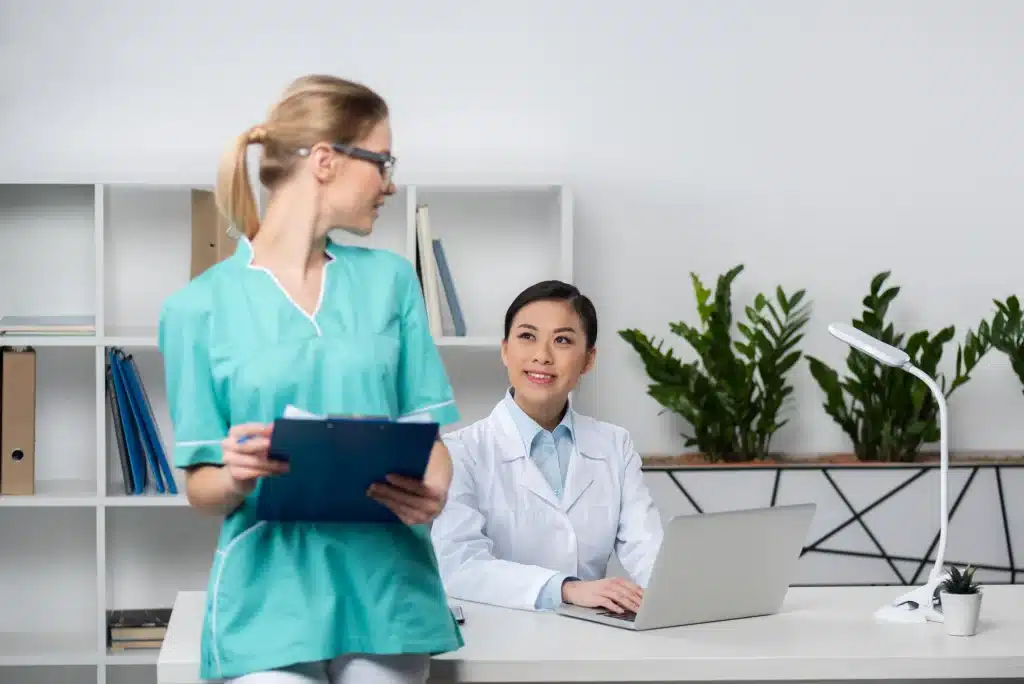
[254,415,440,523]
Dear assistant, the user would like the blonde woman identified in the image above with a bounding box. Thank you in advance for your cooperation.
[158,74,461,684]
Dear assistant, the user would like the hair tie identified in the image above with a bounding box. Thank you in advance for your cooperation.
[248,125,268,144]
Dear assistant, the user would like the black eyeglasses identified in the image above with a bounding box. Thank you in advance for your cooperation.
[296,143,396,186]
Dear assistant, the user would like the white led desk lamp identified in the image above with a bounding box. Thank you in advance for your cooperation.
[827,322,947,624]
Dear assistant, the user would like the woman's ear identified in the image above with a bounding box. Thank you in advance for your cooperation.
[309,142,339,183]
[581,346,597,376]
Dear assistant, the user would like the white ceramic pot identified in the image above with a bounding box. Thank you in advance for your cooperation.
[941,590,982,636]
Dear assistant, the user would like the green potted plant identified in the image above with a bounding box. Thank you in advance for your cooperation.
[937,564,982,636]
[618,264,811,463]
[989,295,1024,394]
[806,271,991,462]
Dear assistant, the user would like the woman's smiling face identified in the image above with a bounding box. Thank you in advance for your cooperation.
[501,298,595,411]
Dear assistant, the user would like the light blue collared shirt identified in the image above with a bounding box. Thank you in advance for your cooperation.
[502,389,579,610]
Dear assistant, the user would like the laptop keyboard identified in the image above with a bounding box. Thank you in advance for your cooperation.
[599,610,637,622]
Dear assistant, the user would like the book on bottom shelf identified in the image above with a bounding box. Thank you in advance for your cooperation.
[106,346,178,496]
[107,607,173,650]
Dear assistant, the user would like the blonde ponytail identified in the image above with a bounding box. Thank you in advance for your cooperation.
[214,75,389,234]
[215,125,265,240]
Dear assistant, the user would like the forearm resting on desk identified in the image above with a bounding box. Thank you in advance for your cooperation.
[537,573,575,610]
[184,466,248,516]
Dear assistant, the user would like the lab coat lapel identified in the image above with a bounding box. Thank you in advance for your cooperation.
[492,401,560,509]
[562,408,600,512]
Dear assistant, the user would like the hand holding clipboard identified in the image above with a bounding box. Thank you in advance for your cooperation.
[219,423,288,496]
[365,467,448,525]
[253,406,443,524]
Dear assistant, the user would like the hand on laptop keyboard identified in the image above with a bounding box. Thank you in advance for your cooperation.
[562,577,643,614]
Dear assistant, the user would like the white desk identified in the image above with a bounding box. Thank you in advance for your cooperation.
[158,586,1024,683]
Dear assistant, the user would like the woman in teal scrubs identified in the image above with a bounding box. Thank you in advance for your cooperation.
[158,74,462,684]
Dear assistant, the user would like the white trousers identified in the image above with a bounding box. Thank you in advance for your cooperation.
[227,653,430,684]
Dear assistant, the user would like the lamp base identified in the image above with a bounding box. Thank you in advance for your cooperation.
[874,580,945,624]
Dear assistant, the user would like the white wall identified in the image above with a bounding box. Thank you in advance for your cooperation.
[4,0,1024,457]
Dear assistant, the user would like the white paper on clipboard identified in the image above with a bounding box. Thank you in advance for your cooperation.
[282,405,435,423]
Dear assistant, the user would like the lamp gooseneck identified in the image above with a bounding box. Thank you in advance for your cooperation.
[826,323,949,624]
[904,364,949,586]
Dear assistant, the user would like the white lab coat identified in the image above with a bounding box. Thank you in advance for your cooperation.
[430,399,664,611]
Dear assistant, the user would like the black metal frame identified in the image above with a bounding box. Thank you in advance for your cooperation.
[649,463,1022,584]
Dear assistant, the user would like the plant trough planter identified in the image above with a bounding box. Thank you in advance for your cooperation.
[641,451,1024,468]
[941,591,982,636]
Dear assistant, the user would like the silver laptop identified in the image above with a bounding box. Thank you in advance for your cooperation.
[555,502,815,631]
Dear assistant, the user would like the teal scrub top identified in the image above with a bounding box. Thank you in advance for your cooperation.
[158,236,464,681]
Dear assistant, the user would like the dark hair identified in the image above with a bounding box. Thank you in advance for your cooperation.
[503,280,598,349]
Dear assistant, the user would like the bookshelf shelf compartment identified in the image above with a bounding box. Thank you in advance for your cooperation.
[105,507,220,614]
[440,343,518,433]
[0,346,99,502]
[0,635,99,667]
[410,185,572,342]
[103,185,197,338]
[0,184,97,322]
[0,508,98,667]
[104,346,179,498]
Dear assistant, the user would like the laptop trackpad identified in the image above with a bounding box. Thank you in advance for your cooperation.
[598,610,637,622]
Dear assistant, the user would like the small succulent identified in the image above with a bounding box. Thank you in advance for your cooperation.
[940,564,981,595]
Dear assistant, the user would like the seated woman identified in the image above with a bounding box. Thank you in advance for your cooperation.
[430,280,664,614]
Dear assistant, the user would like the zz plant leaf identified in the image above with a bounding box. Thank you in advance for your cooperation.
[806,270,991,463]
[988,295,1024,395]
[618,264,811,462]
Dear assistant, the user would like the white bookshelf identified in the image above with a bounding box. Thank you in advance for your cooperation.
[0,179,573,684]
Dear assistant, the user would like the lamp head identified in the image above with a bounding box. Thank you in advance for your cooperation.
[828,323,910,368]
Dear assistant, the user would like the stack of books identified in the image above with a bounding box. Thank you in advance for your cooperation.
[414,204,466,338]
[106,607,172,650]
